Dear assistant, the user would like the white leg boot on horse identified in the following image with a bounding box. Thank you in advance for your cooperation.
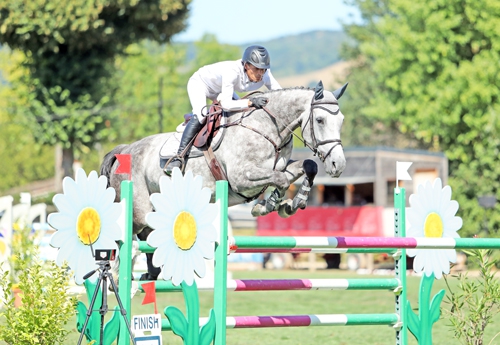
[252,159,318,218]
[164,114,204,176]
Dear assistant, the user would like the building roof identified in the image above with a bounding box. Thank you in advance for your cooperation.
[290,146,447,186]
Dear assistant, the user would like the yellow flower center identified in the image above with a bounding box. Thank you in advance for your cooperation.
[424,212,443,238]
[0,240,6,256]
[77,207,101,245]
[173,211,197,250]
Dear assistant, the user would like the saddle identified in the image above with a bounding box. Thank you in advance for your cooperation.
[194,103,223,148]
[160,103,228,181]
[195,103,228,181]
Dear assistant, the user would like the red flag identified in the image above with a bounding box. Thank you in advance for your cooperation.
[142,281,157,314]
[114,154,131,180]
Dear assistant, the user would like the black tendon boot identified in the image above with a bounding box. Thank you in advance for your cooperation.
[164,114,204,176]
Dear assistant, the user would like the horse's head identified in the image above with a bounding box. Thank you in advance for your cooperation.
[300,81,347,177]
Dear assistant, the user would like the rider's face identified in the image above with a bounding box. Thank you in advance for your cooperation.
[245,63,266,82]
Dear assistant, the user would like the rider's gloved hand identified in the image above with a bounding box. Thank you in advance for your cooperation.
[249,96,269,109]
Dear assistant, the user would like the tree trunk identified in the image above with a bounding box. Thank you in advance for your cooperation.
[61,146,74,179]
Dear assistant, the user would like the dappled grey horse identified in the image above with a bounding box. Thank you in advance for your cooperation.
[100,81,347,279]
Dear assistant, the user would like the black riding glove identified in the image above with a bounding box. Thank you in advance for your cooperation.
[250,96,269,109]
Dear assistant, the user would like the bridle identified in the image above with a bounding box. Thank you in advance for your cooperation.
[218,90,343,202]
[301,96,343,163]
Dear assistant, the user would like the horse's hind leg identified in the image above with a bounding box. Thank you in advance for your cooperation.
[251,159,317,218]
[251,188,287,216]
[137,227,161,280]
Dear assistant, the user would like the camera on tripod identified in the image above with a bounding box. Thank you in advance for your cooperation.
[95,249,117,261]
[78,246,136,345]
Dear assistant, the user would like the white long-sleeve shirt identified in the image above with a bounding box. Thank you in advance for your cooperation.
[190,59,282,112]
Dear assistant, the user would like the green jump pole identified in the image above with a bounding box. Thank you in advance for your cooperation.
[394,187,408,345]
[118,180,134,345]
[214,180,229,345]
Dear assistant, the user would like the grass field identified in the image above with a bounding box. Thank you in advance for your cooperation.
[59,268,500,345]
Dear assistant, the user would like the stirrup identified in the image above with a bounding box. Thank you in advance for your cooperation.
[163,156,184,176]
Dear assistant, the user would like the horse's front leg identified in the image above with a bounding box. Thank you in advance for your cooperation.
[276,159,318,218]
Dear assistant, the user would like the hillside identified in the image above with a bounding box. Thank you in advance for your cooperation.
[244,30,351,78]
[277,60,352,89]
[178,30,351,78]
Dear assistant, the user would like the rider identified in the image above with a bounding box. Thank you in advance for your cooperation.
[164,45,282,175]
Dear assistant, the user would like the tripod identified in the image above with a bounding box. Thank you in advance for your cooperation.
[77,260,137,345]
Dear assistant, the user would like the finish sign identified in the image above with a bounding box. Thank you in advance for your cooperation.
[132,313,162,345]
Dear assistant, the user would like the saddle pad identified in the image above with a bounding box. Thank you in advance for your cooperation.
[159,114,227,160]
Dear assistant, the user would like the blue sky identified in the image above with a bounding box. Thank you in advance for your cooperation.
[173,0,362,45]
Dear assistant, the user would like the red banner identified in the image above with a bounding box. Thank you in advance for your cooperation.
[141,281,158,314]
[114,154,132,179]
[257,206,384,237]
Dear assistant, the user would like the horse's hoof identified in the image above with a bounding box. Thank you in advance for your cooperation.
[139,273,158,281]
[251,202,267,217]
[277,199,294,218]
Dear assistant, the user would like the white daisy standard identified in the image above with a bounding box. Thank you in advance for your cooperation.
[48,169,122,284]
[406,177,463,279]
[146,167,218,286]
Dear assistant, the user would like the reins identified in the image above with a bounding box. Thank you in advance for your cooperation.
[223,92,343,165]
[217,90,342,202]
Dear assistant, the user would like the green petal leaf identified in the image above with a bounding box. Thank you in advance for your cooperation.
[165,306,189,340]
[75,301,89,333]
[103,306,121,345]
[199,309,216,345]
[429,289,446,324]
[406,300,421,342]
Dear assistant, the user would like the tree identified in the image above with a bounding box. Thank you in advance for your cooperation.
[343,0,500,237]
[191,34,242,70]
[112,41,189,141]
[0,48,53,193]
[75,34,241,173]
[0,0,191,178]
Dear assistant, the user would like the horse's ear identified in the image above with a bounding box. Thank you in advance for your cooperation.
[333,82,349,100]
[314,80,324,100]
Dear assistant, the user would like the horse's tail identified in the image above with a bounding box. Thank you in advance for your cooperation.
[100,144,128,187]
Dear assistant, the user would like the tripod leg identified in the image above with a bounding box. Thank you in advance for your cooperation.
[100,277,108,345]
[77,272,104,345]
[108,272,138,345]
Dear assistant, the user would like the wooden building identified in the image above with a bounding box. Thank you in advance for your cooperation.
[290,146,448,208]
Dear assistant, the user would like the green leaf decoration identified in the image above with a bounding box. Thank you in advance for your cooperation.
[429,289,445,324]
[84,279,102,308]
[76,279,106,343]
[199,309,216,345]
[406,274,445,345]
[406,300,421,342]
[75,301,90,336]
[102,306,121,345]
[166,305,189,340]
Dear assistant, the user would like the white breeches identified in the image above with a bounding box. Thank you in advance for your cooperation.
[187,76,213,124]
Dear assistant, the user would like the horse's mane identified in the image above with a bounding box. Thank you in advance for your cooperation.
[260,86,314,95]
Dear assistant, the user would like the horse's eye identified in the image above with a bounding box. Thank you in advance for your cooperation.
[316,117,324,125]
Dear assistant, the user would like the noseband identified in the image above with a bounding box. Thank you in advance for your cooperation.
[302,97,342,163]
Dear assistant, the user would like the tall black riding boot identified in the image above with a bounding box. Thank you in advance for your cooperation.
[164,114,204,176]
